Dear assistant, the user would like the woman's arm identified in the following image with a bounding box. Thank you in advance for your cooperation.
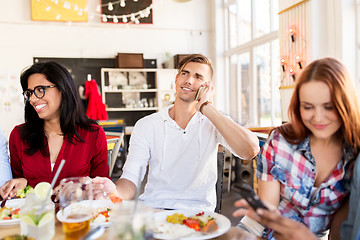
[329,200,349,240]
[0,128,12,187]
[258,179,281,206]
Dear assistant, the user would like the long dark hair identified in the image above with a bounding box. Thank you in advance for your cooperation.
[20,61,98,155]
[275,57,360,154]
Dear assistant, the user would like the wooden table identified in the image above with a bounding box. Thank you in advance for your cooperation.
[0,221,257,240]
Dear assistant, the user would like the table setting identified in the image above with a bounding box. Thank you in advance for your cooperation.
[0,159,257,240]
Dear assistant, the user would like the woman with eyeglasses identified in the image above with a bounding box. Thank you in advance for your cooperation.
[0,61,109,199]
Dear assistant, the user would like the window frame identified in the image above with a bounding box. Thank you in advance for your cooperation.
[223,0,280,127]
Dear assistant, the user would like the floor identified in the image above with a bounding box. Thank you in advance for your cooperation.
[219,189,243,226]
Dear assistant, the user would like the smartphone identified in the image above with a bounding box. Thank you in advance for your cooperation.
[232,183,268,211]
[195,86,208,101]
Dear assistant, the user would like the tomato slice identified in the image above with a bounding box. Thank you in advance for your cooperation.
[183,218,200,231]
[110,193,122,204]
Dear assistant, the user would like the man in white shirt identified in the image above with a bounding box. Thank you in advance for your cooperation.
[93,54,259,211]
[0,127,12,187]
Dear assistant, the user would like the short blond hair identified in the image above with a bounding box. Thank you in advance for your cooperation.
[177,54,213,78]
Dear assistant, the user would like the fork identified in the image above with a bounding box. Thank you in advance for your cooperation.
[0,198,7,208]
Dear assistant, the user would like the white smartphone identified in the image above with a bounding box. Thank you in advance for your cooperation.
[195,86,208,101]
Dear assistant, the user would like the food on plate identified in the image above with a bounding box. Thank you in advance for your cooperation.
[166,212,218,232]
[201,219,218,233]
[92,207,112,223]
[166,213,187,224]
[0,204,20,221]
[16,186,34,198]
[68,201,114,224]
[2,234,35,240]
[109,192,122,204]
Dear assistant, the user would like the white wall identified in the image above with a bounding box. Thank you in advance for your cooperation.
[0,0,214,137]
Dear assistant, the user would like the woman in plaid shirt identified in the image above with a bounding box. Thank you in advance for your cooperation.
[234,57,360,239]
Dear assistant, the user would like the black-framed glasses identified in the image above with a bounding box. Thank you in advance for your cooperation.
[23,85,57,101]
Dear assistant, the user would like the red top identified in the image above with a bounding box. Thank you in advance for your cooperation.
[9,124,109,187]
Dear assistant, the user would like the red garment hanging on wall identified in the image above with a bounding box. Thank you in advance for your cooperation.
[84,79,108,120]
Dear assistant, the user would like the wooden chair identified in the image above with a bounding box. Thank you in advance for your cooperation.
[105,131,125,176]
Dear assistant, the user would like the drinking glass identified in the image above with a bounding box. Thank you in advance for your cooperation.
[108,201,151,240]
[20,193,55,240]
[58,177,93,240]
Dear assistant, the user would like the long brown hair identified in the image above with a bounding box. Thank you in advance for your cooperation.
[276,57,360,153]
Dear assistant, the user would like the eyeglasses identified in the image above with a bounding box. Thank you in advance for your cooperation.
[23,85,57,101]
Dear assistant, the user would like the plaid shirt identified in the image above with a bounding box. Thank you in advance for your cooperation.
[256,130,355,239]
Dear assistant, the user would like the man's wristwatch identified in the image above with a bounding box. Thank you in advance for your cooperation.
[199,100,212,114]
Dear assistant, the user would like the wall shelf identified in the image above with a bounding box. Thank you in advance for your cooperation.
[101,68,177,126]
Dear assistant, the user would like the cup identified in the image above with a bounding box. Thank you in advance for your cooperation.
[20,193,55,240]
[58,177,93,240]
[108,201,151,240]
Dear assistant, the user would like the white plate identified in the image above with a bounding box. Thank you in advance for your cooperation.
[151,210,231,240]
[56,199,115,228]
[0,198,26,226]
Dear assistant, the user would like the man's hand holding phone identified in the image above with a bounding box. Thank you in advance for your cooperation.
[195,86,208,101]
[195,83,213,114]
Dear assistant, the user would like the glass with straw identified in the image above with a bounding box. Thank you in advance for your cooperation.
[58,176,94,240]
[20,159,66,240]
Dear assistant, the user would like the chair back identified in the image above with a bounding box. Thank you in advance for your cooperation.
[105,131,125,176]
[215,148,225,213]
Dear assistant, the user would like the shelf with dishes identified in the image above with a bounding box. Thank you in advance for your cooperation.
[101,68,177,126]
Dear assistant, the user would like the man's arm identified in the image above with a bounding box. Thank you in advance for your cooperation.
[200,103,260,160]
[92,177,137,200]
[115,178,137,200]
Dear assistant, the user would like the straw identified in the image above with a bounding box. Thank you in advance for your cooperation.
[50,159,66,190]
[38,159,66,216]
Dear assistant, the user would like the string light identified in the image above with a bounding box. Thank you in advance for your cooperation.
[108,2,113,11]
[280,57,286,72]
[289,68,296,81]
[100,0,152,24]
[295,55,302,69]
[288,26,296,42]
[33,0,150,24]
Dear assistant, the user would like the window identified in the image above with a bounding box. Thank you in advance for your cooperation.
[224,0,281,127]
